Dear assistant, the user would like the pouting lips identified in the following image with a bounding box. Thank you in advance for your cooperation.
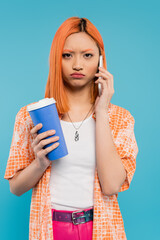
[71,74,85,78]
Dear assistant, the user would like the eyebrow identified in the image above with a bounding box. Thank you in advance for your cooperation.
[63,48,94,53]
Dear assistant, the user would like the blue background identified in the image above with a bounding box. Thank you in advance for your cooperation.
[1,0,159,239]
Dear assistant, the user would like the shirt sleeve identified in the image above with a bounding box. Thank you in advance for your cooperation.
[4,107,35,180]
[114,110,139,192]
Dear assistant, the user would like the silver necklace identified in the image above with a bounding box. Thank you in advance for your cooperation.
[66,105,94,141]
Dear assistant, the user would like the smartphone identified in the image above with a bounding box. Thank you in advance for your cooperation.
[98,55,103,96]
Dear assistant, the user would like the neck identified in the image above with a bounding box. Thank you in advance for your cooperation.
[65,86,94,111]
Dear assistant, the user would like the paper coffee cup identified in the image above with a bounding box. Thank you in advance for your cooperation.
[27,98,68,161]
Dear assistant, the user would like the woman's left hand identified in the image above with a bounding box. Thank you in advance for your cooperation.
[94,66,114,113]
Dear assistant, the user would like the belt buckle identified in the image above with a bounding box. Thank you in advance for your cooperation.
[72,210,86,225]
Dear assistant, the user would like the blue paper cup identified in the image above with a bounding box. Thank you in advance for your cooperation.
[27,98,68,161]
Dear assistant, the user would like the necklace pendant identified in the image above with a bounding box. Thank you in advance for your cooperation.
[75,131,79,141]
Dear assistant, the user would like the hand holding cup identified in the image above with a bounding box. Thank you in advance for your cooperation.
[27,98,68,161]
[30,123,59,170]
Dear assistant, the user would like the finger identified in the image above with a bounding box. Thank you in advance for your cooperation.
[97,76,114,93]
[33,132,37,139]
[34,129,56,147]
[95,78,108,88]
[40,136,59,147]
[106,74,114,90]
[98,67,113,76]
[30,123,43,135]
[95,72,110,80]
[37,142,59,158]
[30,123,42,141]
[35,135,59,153]
[108,77,114,90]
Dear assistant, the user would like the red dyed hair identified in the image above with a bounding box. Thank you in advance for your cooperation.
[44,17,107,116]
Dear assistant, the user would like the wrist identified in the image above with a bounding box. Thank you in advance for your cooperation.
[35,158,50,172]
[95,109,110,121]
[95,108,108,115]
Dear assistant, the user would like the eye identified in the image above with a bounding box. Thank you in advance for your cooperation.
[62,53,93,58]
[62,53,71,58]
[84,53,93,58]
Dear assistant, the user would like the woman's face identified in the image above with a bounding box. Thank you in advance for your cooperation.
[62,32,100,90]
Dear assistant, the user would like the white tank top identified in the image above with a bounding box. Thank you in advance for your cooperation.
[49,113,96,210]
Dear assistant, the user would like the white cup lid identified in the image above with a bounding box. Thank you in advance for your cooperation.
[27,98,56,111]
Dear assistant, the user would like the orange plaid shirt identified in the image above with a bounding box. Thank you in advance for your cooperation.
[4,101,138,240]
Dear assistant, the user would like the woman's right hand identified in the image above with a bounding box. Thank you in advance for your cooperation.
[30,123,59,170]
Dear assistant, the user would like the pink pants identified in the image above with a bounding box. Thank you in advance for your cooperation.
[51,207,93,240]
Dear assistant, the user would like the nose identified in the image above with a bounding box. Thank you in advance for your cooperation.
[72,56,83,71]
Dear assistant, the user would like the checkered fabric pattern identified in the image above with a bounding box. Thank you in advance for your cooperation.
[4,102,138,240]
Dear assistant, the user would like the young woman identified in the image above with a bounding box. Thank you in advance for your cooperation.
[4,17,138,240]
